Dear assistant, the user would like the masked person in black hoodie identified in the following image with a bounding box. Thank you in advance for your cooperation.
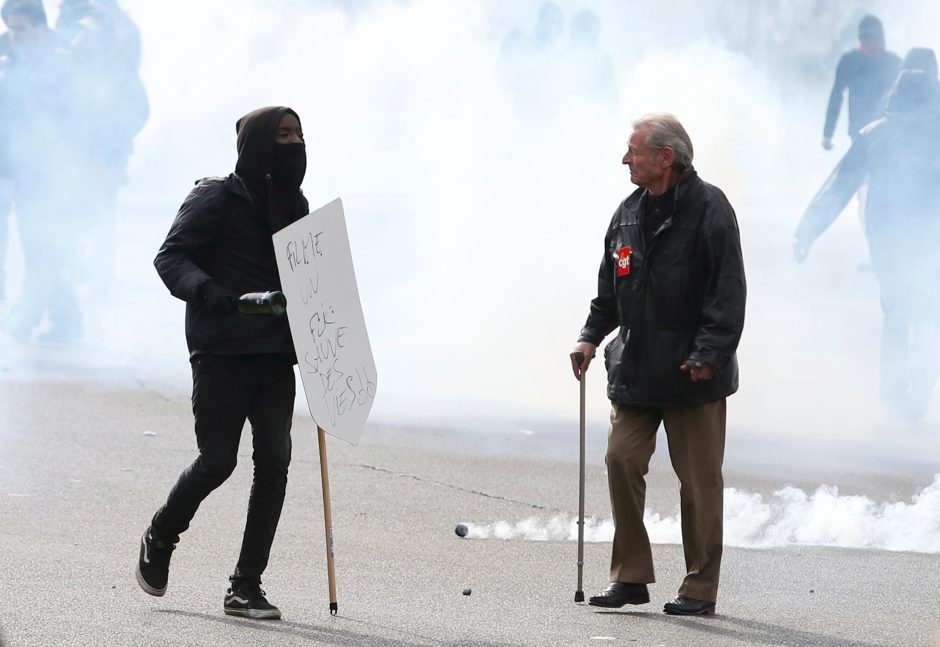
[136,106,308,620]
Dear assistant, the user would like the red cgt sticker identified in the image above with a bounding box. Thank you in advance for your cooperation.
[616,246,632,277]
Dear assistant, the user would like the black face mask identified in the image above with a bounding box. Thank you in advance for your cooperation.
[271,142,306,192]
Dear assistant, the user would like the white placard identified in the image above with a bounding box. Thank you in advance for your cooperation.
[273,198,377,445]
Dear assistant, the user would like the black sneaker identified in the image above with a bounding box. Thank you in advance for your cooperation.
[223,579,282,620]
[135,527,175,596]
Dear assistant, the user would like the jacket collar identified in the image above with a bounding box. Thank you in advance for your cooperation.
[645,165,696,209]
[224,172,259,206]
[633,166,697,236]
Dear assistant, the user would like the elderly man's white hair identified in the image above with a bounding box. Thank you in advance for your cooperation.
[632,112,694,171]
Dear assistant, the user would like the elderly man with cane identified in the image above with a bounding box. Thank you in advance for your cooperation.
[570,113,746,615]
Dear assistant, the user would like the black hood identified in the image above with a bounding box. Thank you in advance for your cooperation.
[233,105,307,232]
[902,47,938,79]
[886,69,940,116]
[234,105,300,192]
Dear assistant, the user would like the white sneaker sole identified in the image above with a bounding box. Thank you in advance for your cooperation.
[135,563,166,597]
[223,607,281,620]
[136,531,167,597]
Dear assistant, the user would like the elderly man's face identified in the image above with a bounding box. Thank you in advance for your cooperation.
[7,13,45,56]
[622,127,666,189]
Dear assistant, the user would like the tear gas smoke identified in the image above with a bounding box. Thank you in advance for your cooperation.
[129,2,940,451]
[462,474,940,553]
[4,1,940,454]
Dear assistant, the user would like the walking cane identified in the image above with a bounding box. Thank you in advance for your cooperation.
[574,352,586,603]
[317,427,338,615]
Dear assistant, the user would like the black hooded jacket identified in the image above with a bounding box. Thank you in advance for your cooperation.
[154,106,309,357]
[579,168,746,408]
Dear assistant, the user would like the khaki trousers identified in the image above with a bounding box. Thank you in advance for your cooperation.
[606,399,726,602]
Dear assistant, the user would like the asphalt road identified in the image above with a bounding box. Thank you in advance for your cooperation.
[1,374,938,647]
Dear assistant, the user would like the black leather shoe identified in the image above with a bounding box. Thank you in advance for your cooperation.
[588,582,650,608]
[663,595,715,615]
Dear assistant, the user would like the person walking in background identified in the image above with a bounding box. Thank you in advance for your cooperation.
[136,106,308,620]
[0,0,148,342]
[0,0,83,343]
[56,0,148,288]
[0,86,11,303]
[795,69,940,422]
[821,14,900,263]
[0,1,38,304]
[822,14,900,150]
[570,113,746,616]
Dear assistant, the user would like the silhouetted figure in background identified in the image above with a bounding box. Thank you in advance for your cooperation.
[0,0,147,342]
[499,1,566,118]
[0,1,83,343]
[795,70,940,421]
[0,0,41,55]
[569,8,600,47]
[501,1,563,56]
[822,14,900,150]
[57,0,140,69]
[0,0,43,303]
[56,0,148,287]
[565,7,615,106]
[0,76,10,303]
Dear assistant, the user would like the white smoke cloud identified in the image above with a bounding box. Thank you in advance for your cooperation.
[7,0,940,446]
[461,474,940,553]
[3,2,935,571]
[104,3,816,417]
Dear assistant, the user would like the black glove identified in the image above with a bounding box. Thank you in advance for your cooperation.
[199,281,237,315]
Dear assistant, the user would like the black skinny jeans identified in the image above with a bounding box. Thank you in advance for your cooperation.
[151,354,295,580]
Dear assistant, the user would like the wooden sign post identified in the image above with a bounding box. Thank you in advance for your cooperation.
[274,198,377,615]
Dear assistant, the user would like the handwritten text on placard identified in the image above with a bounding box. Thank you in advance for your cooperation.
[274,199,377,444]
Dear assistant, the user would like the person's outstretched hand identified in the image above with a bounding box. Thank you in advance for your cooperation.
[793,237,811,263]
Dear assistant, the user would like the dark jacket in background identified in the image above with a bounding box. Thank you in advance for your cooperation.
[0,35,79,190]
[579,168,746,408]
[798,71,940,295]
[824,48,901,140]
[154,107,308,357]
[798,71,940,419]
